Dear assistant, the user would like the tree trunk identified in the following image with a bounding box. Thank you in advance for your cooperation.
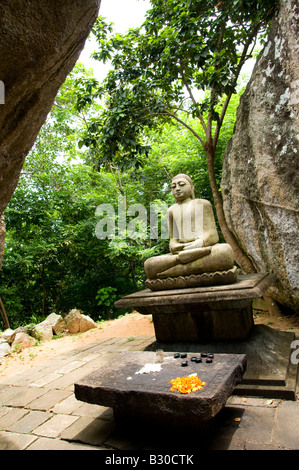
[206,144,257,274]
[0,213,5,269]
[0,297,10,329]
[41,260,46,316]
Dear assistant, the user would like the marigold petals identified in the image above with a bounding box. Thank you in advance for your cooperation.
[169,376,207,394]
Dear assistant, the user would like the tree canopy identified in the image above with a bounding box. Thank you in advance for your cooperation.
[75,0,276,272]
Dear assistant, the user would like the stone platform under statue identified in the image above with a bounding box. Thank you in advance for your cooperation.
[115,273,275,342]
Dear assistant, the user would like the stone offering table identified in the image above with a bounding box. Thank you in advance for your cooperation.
[75,351,246,430]
[115,273,275,342]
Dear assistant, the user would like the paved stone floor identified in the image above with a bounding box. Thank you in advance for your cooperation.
[0,334,298,451]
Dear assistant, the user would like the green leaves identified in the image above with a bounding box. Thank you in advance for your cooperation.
[74,0,276,171]
[96,286,117,309]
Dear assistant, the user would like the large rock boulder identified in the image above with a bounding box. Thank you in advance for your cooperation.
[1,328,15,343]
[64,309,98,334]
[0,0,101,267]
[32,319,54,342]
[221,0,299,314]
[0,338,11,357]
[11,332,36,352]
[45,313,67,336]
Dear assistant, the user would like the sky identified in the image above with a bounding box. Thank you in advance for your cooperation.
[79,0,152,80]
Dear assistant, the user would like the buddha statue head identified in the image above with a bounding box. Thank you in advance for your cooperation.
[171,174,195,202]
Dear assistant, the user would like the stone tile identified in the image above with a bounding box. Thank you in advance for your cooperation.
[60,416,114,446]
[0,385,21,403]
[75,355,118,374]
[225,405,276,444]
[72,403,114,420]
[30,372,63,388]
[29,389,72,411]
[33,414,79,438]
[71,350,118,368]
[56,361,85,374]
[0,406,10,418]
[44,368,92,390]
[0,374,28,386]
[51,394,83,415]
[276,401,299,449]
[75,352,104,363]
[4,387,48,407]
[30,356,80,373]
[0,431,37,450]
[0,368,55,386]
[7,410,52,434]
[26,436,104,450]
[0,407,29,430]
[245,441,283,450]
[128,339,155,351]
[227,396,281,408]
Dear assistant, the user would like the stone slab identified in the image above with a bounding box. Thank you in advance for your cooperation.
[28,389,72,411]
[144,325,298,400]
[115,274,276,307]
[32,414,79,438]
[0,431,37,450]
[115,274,275,342]
[26,436,104,450]
[0,408,29,430]
[75,351,246,430]
[276,401,299,449]
[7,410,51,434]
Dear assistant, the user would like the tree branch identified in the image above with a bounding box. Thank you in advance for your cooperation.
[162,108,206,149]
[180,65,208,136]
[212,22,261,149]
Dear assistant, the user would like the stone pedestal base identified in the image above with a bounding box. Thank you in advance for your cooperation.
[115,274,275,342]
[151,299,253,342]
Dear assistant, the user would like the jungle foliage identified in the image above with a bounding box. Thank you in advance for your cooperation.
[0,0,276,328]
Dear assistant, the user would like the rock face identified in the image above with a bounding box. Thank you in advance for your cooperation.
[0,0,101,267]
[221,0,299,314]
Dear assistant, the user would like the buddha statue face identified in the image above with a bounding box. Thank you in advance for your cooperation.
[171,174,195,202]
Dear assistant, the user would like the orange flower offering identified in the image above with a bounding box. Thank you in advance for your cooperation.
[170,375,206,394]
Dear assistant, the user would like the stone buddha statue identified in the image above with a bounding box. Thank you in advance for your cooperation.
[144,174,237,290]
